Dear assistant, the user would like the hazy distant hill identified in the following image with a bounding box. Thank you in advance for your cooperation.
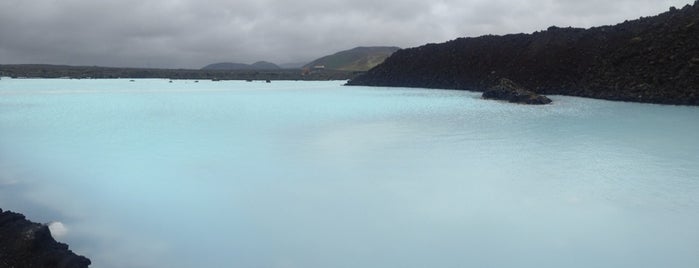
[202,61,280,70]
[303,46,400,71]
[279,62,308,69]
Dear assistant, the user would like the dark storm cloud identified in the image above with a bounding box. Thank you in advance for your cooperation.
[0,0,694,68]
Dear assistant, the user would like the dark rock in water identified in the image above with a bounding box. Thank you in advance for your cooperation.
[483,79,552,104]
[0,208,91,268]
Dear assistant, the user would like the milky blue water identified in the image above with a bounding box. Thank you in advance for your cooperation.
[1,78,698,268]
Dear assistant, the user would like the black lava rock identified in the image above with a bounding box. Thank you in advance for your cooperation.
[347,2,699,106]
[0,208,91,268]
[483,78,552,104]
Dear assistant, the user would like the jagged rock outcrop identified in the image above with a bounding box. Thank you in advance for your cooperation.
[347,2,699,105]
[0,208,91,268]
[483,78,552,104]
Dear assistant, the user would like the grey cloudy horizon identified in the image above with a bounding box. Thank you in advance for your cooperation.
[0,0,694,69]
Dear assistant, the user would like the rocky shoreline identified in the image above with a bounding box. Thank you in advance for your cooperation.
[0,208,91,268]
[347,2,699,106]
[0,64,361,81]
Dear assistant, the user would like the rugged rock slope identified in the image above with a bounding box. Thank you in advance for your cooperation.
[0,209,91,268]
[348,2,699,105]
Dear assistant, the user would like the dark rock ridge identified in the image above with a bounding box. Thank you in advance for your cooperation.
[0,208,91,268]
[347,2,699,105]
[483,78,552,104]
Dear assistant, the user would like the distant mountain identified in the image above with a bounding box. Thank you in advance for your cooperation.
[250,61,280,70]
[348,3,699,105]
[202,61,280,70]
[279,62,308,69]
[303,46,400,71]
[202,62,249,70]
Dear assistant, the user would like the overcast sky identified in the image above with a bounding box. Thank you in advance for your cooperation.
[0,0,694,69]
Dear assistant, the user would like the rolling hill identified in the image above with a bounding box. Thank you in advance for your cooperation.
[303,46,400,71]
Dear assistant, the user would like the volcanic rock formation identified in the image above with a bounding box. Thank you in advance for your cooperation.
[0,208,91,268]
[483,78,552,104]
[347,2,699,105]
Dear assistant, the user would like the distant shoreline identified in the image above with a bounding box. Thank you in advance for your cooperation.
[0,64,361,81]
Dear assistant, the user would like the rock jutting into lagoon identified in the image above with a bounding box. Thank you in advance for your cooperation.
[482,78,552,105]
[347,2,699,106]
[0,208,91,268]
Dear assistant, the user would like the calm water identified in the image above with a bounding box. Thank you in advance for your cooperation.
[1,78,698,268]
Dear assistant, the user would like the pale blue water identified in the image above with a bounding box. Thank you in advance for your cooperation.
[1,78,698,268]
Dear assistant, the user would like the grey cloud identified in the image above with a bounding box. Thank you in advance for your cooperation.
[0,0,694,68]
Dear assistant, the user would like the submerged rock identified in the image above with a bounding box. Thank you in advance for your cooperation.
[483,79,552,104]
[0,208,91,268]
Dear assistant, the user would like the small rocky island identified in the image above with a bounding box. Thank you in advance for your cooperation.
[0,208,91,268]
[483,78,552,104]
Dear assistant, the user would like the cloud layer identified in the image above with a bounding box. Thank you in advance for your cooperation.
[0,0,693,68]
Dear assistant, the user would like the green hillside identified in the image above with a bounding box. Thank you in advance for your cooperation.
[303,46,400,71]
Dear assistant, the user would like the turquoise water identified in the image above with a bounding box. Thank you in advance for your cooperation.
[1,78,698,268]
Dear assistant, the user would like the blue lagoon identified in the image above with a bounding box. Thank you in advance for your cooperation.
[1,79,698,268]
